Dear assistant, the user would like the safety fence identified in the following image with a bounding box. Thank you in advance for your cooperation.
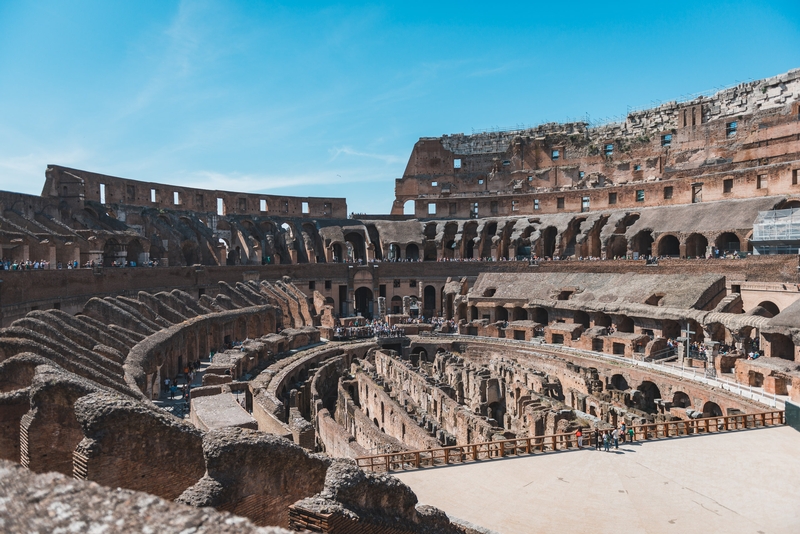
[356,410,784,473]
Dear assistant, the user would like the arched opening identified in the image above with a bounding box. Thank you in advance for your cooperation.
[444,239,457,259]
[423,285,436,315]
[594,312,611,328]
[388,243,401,261]
[657,234,680,257]
[366,224,382,261]
[755,301,780,318]
[662,320,681,340]
[403,200,415,215]
[716,232,740,254]
[102,238,124,267]
[606,234,628,258]
[332,243,344,263]
[512,307,527,321]
[672,391,691,409]
[126,239,144,266]
[464,239,475,259]
[181,240,200,266]
[494,306,508,322]
[530,307,548,325]
[540,226,557,258]
[405,243,420,261]
[344,232,366,263]
[469,306,479,321]
[702,401,723,417]
[354,287,373,318]
[609,374,629,391]
[632,230,654,257]
[616,315,634,333]
[637,381,662,413]
[423,242,437,261]
[573,310,590,328]
[685,233,708,258]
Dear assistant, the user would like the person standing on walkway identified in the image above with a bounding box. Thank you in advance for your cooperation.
[628,426,635,442]
[620,422,627,443]
[612,427,619,449]
[576,429,583,448]
[603,431,610,452]
[594,429,601,450]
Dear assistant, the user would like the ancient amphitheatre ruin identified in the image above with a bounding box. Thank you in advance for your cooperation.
[1,68,800,533]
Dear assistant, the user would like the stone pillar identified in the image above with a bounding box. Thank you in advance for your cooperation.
[377,296,386,322]
[402,296,411,316]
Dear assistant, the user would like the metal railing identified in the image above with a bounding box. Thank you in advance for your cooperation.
[356,410,784,473]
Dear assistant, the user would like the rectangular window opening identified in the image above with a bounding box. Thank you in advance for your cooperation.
[428,203,437,215]
[217,198,225,216]
[757,174,767,189]
[726,121,738,138]
[581,196,590,213]
[393,279,401,288]
[556,197,565,209]
[302,201,309,214]
[792,169,798,186]
[661,134,672,147]
[512,200,519,212]
[325,280,332,290]
[578,171,585,178]
[99,183,106,204]
[609,192,617,205]
[634,164,642,171]
[173,191,180,205]
[723,179,733,193]
[551,149,560,160]
[308,281,316,291]
[470,202,479,218]
[636,190,645,202]
[604,144,614,156]
[150,189,157,203]
[664,186,673,200]
[534,199,540,210]
[409,279,417,288]
[454,158,462,169]
[478,179,484,185]
[431,181,438,187]
[260,199,268,212]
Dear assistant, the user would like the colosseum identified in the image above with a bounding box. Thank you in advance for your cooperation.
[2,69,800,533]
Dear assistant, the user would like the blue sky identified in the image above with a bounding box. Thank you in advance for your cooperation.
[0,1,799,215]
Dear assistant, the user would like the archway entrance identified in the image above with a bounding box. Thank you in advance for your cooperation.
[354,287,373,318]
[657,235,680,257]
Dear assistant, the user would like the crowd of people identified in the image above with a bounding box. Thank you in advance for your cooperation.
[332,315,459,341]
[576,423,635,451]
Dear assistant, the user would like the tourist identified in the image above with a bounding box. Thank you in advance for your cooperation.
[612,427,619,449]
[603,431,610,452]
[628,426,635,442]
[576,428,583,448]
[594,428,601,450]
[620,422,627,443]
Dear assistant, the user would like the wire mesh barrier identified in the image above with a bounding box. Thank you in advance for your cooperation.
[355,410,784,473]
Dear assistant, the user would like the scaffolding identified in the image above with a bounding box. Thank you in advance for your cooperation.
[751,208,800,255]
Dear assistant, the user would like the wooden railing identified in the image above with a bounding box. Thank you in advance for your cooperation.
[355,410,785,473]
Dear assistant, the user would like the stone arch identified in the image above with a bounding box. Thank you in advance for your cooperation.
[332,243,344,263]
[672,391,691,408]
[573,310,590,328]
[423,242,437,261]
[685,233,708,258]
[423,285,437,315]
[594,312,611,328]
[702,401,723,417]
[512,307,527,321]
[637,381,661,413]
[539,226,557,258]
[530,307,548,324]
[616,315,634,333]
[126,239,144,266]
[609,374,629,391]
[495,306,508,322]
[344,232,366,262]
[657,234,680,257]
[354,287,373,318]
[715,232,740,253]
[631,230,654,257]
[469,306,479,321]
[606,234,628,258]
[755,301,780,318]
[405,243,420,261]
